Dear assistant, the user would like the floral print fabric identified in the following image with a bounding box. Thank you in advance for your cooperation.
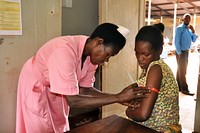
[136,59,181,132]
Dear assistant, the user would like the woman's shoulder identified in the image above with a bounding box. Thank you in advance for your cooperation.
[148,59,163,69]
[147,59,172,75]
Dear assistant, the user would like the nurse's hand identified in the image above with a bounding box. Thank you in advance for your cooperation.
[116,83,149,106]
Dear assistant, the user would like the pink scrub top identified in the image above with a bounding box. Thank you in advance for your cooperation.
[16,35,97,133]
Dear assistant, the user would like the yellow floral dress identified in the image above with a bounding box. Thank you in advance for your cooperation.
[136,59,181,133]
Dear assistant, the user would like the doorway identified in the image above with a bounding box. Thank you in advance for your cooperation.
[163,51,199,132]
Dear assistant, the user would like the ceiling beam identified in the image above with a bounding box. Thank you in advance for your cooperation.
[148,7,200,14]
[146,1,173,18]
[187,1,200,13]
[146,0,200,19]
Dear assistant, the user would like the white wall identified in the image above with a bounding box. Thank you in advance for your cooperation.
[0,0,61,132]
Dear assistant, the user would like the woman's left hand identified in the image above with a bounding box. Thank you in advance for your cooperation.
[121,99,141,108]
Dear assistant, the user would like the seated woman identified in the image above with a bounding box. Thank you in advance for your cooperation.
[126,26,181,133]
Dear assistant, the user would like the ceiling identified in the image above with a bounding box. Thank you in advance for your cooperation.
[146,0,200,19]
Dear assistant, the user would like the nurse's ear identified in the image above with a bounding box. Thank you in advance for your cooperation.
[96,38,104,46]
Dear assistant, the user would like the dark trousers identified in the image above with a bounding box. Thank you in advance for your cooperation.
[176,51,189,92]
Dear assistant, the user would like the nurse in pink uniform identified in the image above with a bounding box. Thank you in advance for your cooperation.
[16,23,149,133]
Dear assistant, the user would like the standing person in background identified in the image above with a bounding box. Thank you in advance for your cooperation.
[126,26,181,133]
[174,13,198,96]
[16,23,150,133]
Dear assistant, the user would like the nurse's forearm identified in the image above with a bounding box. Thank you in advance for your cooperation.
[66,94,118,108]
[67,85,150,108]
[79,87,111,97]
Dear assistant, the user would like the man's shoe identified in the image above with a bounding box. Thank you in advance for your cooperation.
[182,91,195,96]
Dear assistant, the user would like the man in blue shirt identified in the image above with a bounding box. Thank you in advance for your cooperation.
[174,13,198,96]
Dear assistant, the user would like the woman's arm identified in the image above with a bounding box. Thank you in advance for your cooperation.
[126,64,162,122]
[66,84,150,109]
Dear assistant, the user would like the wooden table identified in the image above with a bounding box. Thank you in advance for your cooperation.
[68,114,159,133]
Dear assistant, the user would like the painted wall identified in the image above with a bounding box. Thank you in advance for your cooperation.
[99,0,145,118]
[62,0,99,89]
[194,65,200,132]
[62,0,98,36]
[0,0,61,132]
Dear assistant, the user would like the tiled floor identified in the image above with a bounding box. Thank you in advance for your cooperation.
[163,52,199,133]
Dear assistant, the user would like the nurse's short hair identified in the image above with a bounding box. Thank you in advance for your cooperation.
[90,23,126,53]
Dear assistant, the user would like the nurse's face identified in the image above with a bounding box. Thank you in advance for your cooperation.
[90,41,116,65]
